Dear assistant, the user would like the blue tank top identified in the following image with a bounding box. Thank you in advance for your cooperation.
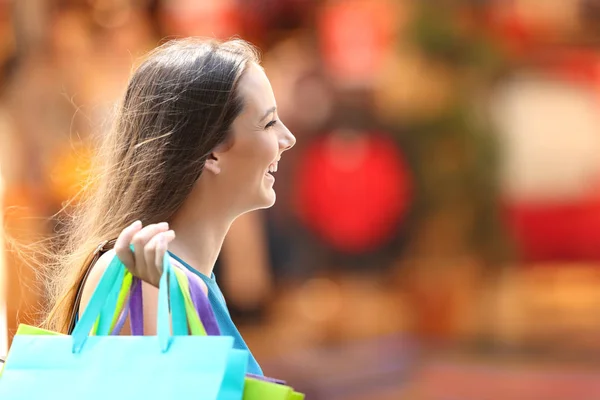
[168,252,263,376]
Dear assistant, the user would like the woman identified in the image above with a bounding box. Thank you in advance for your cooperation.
[44,38,296,376]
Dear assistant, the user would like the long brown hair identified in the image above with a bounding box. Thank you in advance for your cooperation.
[43,38,259,332]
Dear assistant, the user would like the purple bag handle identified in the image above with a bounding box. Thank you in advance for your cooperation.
[126,268,220,336]
[129,278,144,335]
[110,295,130,336]
[179,266,221,336]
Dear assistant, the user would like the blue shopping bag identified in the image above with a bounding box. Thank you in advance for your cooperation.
[0,253,248,400]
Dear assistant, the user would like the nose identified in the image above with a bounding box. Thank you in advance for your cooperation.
[279,123,296,152]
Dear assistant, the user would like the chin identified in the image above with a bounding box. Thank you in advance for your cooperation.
[257,188,276,209]
[240,188,276,214]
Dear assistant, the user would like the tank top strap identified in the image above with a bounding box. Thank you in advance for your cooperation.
[168,252,227,306]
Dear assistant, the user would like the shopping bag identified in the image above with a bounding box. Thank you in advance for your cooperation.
[0,271,206,377]
[179,267,306,400]
[14,324,62,336]
[0,324,64,378]
[0,253,248,400]
[103,266,309,399]
[243,377,306,400]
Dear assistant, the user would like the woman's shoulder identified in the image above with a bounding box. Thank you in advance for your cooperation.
[83,249,118,293]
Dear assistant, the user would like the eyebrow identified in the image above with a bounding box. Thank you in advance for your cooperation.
[259,106,277,122]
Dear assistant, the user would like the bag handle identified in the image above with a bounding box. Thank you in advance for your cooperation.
[69,239,221,337]
[174,268,206,335]
[129,277,144,335]
[95,271,133,336]
[179,266,221,336]
[67,239,117,334]
[72,253,188,353]
[71,254,125,353]
[126,271,197,336]
[126,267,220,336]
[92,251,193,338]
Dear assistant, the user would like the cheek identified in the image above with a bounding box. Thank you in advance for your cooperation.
[227,132,278,174]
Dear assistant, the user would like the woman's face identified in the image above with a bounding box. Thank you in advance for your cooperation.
[215,62,296,211]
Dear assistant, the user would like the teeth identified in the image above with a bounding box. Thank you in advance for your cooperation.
[268,161,278,174]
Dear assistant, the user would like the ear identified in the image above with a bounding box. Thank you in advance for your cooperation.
[204,154,221,175]
[204,141,230,175]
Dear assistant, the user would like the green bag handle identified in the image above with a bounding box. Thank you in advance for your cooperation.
[111,271,133,331]
[93,270,133,336]
[174,268,207,336]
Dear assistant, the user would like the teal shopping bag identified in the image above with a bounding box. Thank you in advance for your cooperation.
[0,253,249,400]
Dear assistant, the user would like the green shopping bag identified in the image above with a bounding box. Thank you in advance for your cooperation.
[14,324,61,336]
[243,377,305,400]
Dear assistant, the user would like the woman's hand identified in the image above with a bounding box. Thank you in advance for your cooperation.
[114,221,175,287]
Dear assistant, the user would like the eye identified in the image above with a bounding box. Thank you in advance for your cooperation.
[265,120,278,129]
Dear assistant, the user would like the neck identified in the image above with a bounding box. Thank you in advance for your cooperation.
[167,185,237,277]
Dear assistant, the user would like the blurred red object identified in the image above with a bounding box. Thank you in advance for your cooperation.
[505,195,600,262]
[496,49,600,263]
[542,49,600,100]
[484,2,537,56]
[159,0,241,39]
[293,131,412,254]
[318,0,396,86]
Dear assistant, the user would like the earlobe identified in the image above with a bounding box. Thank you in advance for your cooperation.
[204,157,221,175]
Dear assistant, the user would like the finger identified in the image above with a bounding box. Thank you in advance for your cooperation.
[143,231,172,272]
[114,220,142,269]
[141,234,162,286]
[150,230,175,279]
[132,222,169,272]
[164,230,176,243]
[144,233,160,270]
[154,233,168,277]
[142,230,173,285]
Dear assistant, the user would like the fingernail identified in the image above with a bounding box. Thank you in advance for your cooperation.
[166,230,175,239]
[131,220,142,228]
[158,222,169,229]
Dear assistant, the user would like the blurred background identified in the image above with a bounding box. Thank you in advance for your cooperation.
[3,0,600,398]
